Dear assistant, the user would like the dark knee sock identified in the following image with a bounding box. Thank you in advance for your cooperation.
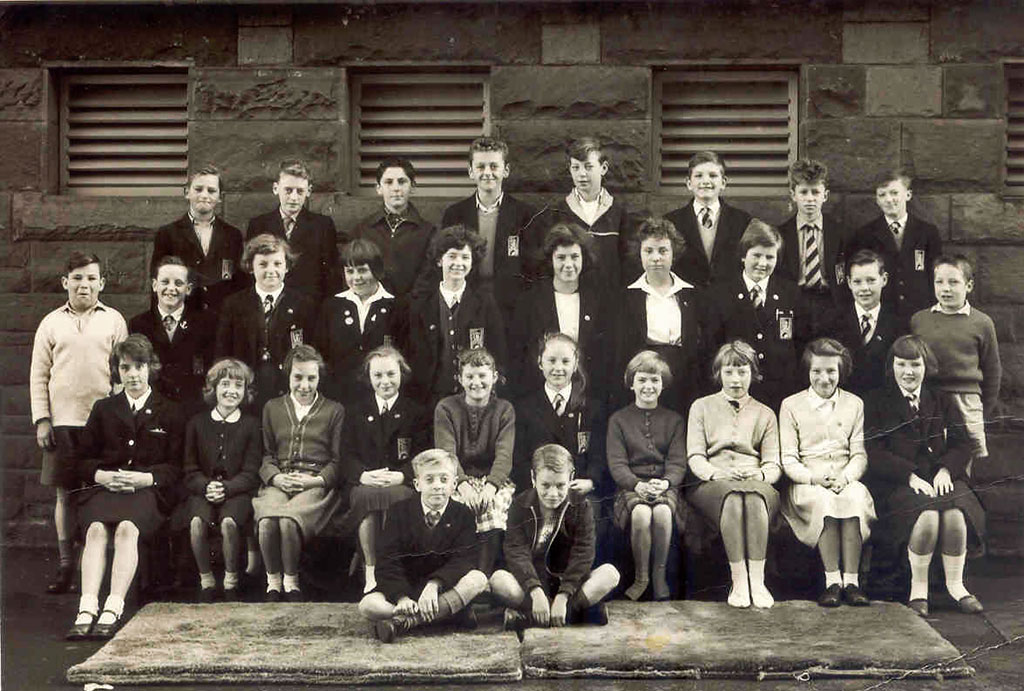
[478,530,503,574]
[436,588,467,621]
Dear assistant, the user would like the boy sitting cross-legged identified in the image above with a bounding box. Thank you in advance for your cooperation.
[491,443,619,631]
[359,449,488,643]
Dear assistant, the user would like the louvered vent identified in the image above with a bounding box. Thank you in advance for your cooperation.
[1007,64,1024,191]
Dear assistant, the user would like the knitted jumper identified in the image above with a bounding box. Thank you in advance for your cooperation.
[911,305,1001,412]
[434,394,515,485]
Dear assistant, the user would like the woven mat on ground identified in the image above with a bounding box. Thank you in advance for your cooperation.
[67,602,522,685]
[521,600,974,680]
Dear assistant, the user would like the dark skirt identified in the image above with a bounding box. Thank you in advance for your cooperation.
[174,493,255,532]
[685,479,780,538]
[337,484,416,536]
[76,486,165,539]
[877,479,985,548]
[613,487,688,533]
[40,426,85,489]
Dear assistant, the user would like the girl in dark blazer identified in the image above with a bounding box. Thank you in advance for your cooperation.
[616,217,703,415]
[408,224,507,408]
[151,164,246,314]
[705,219,808,412]
[316,239,406,405]
[66,335,185,641]
[342,346,428,594]
[510,222,609,400]
[130,256,216,418]
[865,336,985,617]
[215,234,318,413]
[181,358,261,602]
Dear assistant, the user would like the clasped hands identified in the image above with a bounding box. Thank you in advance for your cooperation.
[811,471,850,493]
[457,480,497,514]
[272,472,324,495]
[95,468,153,493]
[360,468,406,488]
[909,468,954,497]
[634,477,669,502]
[394,580,444,622]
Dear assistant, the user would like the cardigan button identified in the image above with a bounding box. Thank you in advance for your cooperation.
[128,439,135,446]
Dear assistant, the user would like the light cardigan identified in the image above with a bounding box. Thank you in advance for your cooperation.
[260,394,345,488]
[686,392,781,483]
[30,301,128,426]
[779,388,867,485]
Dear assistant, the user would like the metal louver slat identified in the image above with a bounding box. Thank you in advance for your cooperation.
[1007,67,1024,191]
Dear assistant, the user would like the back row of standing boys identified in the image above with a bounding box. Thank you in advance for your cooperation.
[32,137,1000,643]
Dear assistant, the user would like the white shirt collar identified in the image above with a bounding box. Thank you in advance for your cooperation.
[126,388,152,412]
[255,286,285,305]
[336,283,394,303]
[854,302,882,322]
[897,385,923,401]
[885,213,909,231]
[476,191,504,213]
[692,198,721,219]
[544,382,573,408]
[157,305,185,323]
[375,393,399,415]
[188,210,215,226]
[211,407,242,423]
[807,387,839,411]
[627,271,692,296]
[742,272,770,295]
[421,499,450,519]
[797,214,824,228]
[439,282,466,309]
[290,393,318,419]
[930,300,971,316]
[280,207,300,225]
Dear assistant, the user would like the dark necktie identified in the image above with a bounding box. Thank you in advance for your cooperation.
[553,393,565,417]
[907,392,919,414]
[163,314,176,339]
[700,207,712,229]
[729,399,740,411]
[284,217,296,239]
[750,284,764,309]
[802,224,822,289]
[860,314,872,344]
[425,510,441,528]
[385,212,404,236]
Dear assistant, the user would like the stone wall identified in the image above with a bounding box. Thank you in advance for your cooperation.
[2,0,1023,548]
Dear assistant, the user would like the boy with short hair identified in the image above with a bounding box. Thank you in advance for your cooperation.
[152,164,246,314]
[30,252,128,594]
[350,157,436,299]
[777,159,849,333]
[848,168,942,322]
[911,255,1001,467]
[359,449,487,643]
[491,444,619,630]
[664,150,752,289]
[246,159,344,302]
[439,137,538,318]
[537,137,635,290]
[823,249,906,397]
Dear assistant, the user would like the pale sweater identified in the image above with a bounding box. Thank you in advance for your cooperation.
[779,388,867,485]
[30,301,128,426]
[686,392,781,483]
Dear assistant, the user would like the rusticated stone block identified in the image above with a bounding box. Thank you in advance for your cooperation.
[1,386,31,416]
[932,2,1024,63]
[0,192,11,243]
[944,65,1005,118]
[902,121,1003,191]
[806,65,866,119]
[0,70,44,121]
[494,120,650,194]
[192,69,341,121]
[542,23,599,65]
[2,415,32,436]
[238,26,292,66]
[492,67,649,120]
[843,0,929,22]
[951,194,1024,243]
[866,67,941,116]
[843,22,928,64]
[952,246,1024,303]
[601,3,840,63]
[0,123,42,191]
[0,295,66,332]
[190,121,344,193]
[239,5,292,27]
[31,242,150,295]
[2,471,25,520]
[0,345,30,385]
[0,244,29,269]
[99,294,150,321]
[2,435,38,470]
[802,119,900,192]
[0,5,236,67]
[293,4,540,65]
[983,304,1022,344]
[0,269,30,294]
[13,194,182,241]
[220,193,335,233]
[843,195,949,236]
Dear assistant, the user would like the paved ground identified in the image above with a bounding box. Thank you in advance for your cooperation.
[3,546,1022,690]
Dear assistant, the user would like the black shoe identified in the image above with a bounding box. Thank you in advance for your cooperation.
[453,606,478,631]
[284,588,305,603]
[817,584,842,608]
[908,599,929,617]
[47,565,76,595]
[197,587,216,604]
[374,615,415,643]
[223,588,240,603]
[91,610,122,640]
[265,589,282,603]
[65,611,96,640]
[503,608,527,632]
[583,602,609,626]
[843,584,870,607]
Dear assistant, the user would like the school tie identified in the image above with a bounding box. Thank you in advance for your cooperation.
[385,212,404,237]
[860,313,872,344]
[380,400,389,416]
[889,221,902,249]
[284,217,296,239]
[729,399,740,411]
[700,207,713,230]
[750,284,764,310]
[906,392,919,414]
[162,314,176,340]
[801,224,823,289]
[553,393,565,417]
[425,510,441,528]
[263,294,275,324]
[449,298,460,314]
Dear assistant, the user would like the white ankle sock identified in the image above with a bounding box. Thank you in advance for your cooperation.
[824,570,842,587]
[266,572,283,592]
[283,573,300,592]
[842,572,859,588]
[77,594,99,621]
[223,571,239,590]
[199,571,216,589]
[942,552,970,601]
[908,548,933,601]
[748,559,774,607]
[97,595,124,623]
[727,560,751,607]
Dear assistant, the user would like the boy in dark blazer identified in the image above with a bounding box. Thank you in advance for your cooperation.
[777,159,849,334]
[246,159,344,302]
[151,164,246,314]
[663,151,751,289]
[358,449,487,643]
[439,137,538,319]
[408,225,507,407]
[215,234,318,412]
[130,256,215,418]
[350,157,436,300]
[823,250,907,398]
[847,168,942,323]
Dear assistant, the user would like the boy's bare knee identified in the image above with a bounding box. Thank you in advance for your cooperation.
[462,569,489,595]
[595,563,620,587]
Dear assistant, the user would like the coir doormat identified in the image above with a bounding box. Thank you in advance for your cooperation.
[67,602,522,686]
[521,600,973,680]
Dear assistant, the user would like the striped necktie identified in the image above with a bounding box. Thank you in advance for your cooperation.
[802,224,823,289]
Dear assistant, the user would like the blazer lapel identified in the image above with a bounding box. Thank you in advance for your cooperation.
[113,392,136,430]
[681,206,709,267]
